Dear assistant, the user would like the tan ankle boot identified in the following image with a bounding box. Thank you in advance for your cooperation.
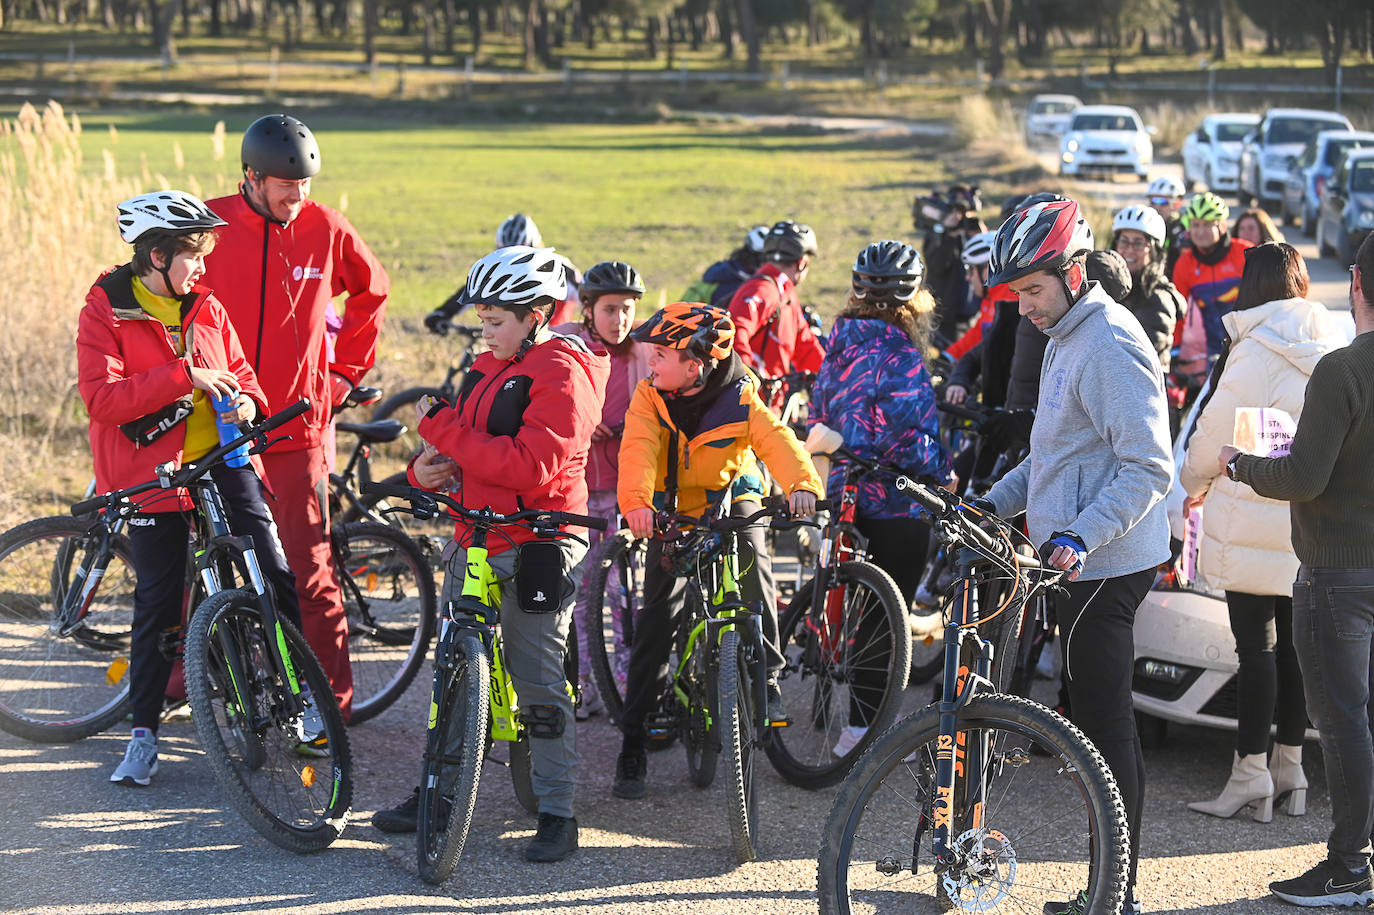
[1268,743,1308,816]
[1187,752,1275,822]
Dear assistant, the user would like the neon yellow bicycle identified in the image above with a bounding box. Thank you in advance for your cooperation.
[366,481,604,885]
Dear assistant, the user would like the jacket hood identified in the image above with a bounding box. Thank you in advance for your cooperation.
[702,259,751,284]
[1223,297,1348,374]
[827,316,911,361]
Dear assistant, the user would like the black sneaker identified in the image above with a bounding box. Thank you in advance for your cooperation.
[524,813,578,862]
[372,787,420,833]
[612,750,647,799]
[1270,856,1374,907]
[766,678,790,727]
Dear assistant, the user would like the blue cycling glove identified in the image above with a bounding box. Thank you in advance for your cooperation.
[1039,531,1086,576]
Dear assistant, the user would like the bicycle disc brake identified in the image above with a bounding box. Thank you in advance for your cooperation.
[939,828,1016,912]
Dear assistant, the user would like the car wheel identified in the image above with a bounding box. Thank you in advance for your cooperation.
[1301,204,1315,238]
[1316,219,1329,258]
[1279,194,1294,227]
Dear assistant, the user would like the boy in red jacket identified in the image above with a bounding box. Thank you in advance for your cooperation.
[372,246,609,864]
[77,191,301,786]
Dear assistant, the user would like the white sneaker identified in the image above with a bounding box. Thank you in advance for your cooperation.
[295,694,329,758]
[576,678,605,721]
[832,725,868,758]
[110,731,159,786]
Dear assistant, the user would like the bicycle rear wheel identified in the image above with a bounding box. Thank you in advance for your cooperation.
[718,627,762,863]
[184,588,353,853]
[418,630,489,885]
[585,531,646,726]
[768,561,911,789]
[336,522,437,724]
[339,471,452,574]
[0,517,137,742]
[817,694,1130,915]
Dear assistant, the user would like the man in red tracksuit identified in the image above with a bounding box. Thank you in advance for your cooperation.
[727,219,826,399]
[203,114,389,720]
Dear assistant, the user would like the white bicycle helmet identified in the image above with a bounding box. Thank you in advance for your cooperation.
[461,245,568,315]
[1112,205,1167,244]
[746,225,769,253]
[960,230,997,268]
[1146,175,1186,199]
[116,191,227,244]
[495,212,543,249]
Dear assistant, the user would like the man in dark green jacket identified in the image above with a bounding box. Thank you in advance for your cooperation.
[1223,231,1374,908]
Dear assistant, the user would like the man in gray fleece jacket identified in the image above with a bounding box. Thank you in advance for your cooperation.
[979,198,1172,915]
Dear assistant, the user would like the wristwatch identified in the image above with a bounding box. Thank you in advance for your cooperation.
[1225,452,1242,482]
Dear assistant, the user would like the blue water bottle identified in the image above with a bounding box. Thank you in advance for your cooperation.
[210,390,250,468]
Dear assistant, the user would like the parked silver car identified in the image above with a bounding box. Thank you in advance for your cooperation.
[1238,108,1354,210]
[1316,147,1374,265]
[1181,113,1259,193]
[1059,105,1153,180]
[1023,94,1082,147]
[1281,130,1374,237]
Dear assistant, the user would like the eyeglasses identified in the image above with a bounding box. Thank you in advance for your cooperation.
[1115,237,1151,251]
[1148,196,1173,206]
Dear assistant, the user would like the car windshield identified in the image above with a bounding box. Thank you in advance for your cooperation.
[1327,138,1370,166]
[1073,114,1138,132]
[1353,163,1374,194]
[1268,118,1348,146]
[1215,123,1253,142]
[1034,100,1076,115]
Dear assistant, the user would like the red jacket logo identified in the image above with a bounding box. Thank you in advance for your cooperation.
[291,265,324,281]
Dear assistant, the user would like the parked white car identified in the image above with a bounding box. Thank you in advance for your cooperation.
[1059,105,1153,180]
[1023,94,1082,147]
[1238,107,1354,209]
[1181,112,1259,193]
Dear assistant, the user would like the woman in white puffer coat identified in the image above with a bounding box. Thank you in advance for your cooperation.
[1180,243,1347,822]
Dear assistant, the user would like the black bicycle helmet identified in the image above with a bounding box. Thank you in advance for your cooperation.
[763,219,820,263]
[241,114,321,179]
[579,260,645,305]
[852,240,924,305]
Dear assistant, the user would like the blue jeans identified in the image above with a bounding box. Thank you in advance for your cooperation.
[1293,566,1374,872]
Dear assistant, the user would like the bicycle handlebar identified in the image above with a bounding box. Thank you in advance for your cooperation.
[894,474,1041,571]
[936,401,993,425]
[655,495,831,537]
[361,481,608,532]
[70,399,311,516]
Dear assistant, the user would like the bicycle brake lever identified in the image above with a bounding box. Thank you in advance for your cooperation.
[250,433,292,454]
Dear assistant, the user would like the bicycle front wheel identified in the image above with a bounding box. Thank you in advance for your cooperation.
[0,517,136,742]
[718,627,762,863]
[184,589,353,853]
[768,561,910,789]
[817,694,1130,915]
[418,630,489,885]
[336,522,437,724]
[585,530,647,726]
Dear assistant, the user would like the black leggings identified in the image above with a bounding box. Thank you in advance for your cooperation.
[127,464,300,732]
[1057,567,1154,891]
[1224,591,1306,754]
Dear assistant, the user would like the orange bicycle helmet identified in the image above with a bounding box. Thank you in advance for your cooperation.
[631,302,735,361]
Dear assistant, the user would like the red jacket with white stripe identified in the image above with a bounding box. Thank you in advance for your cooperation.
[202,190,389,452]
[727,263,826,382]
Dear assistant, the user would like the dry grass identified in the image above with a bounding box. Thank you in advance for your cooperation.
[0,103,232,526]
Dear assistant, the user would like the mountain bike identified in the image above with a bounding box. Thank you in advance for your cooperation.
[367,322,482,481]
[588,495,820,863]
[817,475,1130,915]
[323,387,441,724]
[363,481,604,885]
[768,445,911,790]
[58,401,351,853]
[756,371,819,597]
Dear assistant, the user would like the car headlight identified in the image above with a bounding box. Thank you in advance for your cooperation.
[1065,138,1079,152]
[1138,660,1190,684]
[1062,152,1075,163]
[1359,210,1374,228]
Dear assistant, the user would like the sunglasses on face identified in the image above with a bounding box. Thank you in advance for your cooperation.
[1148,196,1173,206]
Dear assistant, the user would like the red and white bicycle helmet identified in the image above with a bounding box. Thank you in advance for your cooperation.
[988,198,1094,289]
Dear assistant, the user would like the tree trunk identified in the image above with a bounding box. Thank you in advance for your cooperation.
[535,0,551,67]
[645,13,658,58]
[982,0,1009,78]
[420,0,434,62]
[1212,0,1225,59]
[735,0,758,72]
[1314,15,1347,88]
[1175,0,1198,53]
[441,0,454,53]
[717,0,733,58]
[149,0,177,61]
[860,0,874,56]
[522,0,536,68]
[104,0,117,29]
[688,12,701,50]
[963,3,977,52]
[469,0,482,54]
[363,0,378,64]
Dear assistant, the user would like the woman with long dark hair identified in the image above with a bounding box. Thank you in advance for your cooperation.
[1180,243,1345,821]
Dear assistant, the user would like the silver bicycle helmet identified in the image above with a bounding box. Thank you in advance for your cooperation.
[496,213,543,249]
[960,230,997,268]
[1147,175,1186,199]
[1112,205,1167,244]
[461,246,568,315]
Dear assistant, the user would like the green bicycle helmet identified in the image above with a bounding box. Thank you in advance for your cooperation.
[1183,192,1229,227]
